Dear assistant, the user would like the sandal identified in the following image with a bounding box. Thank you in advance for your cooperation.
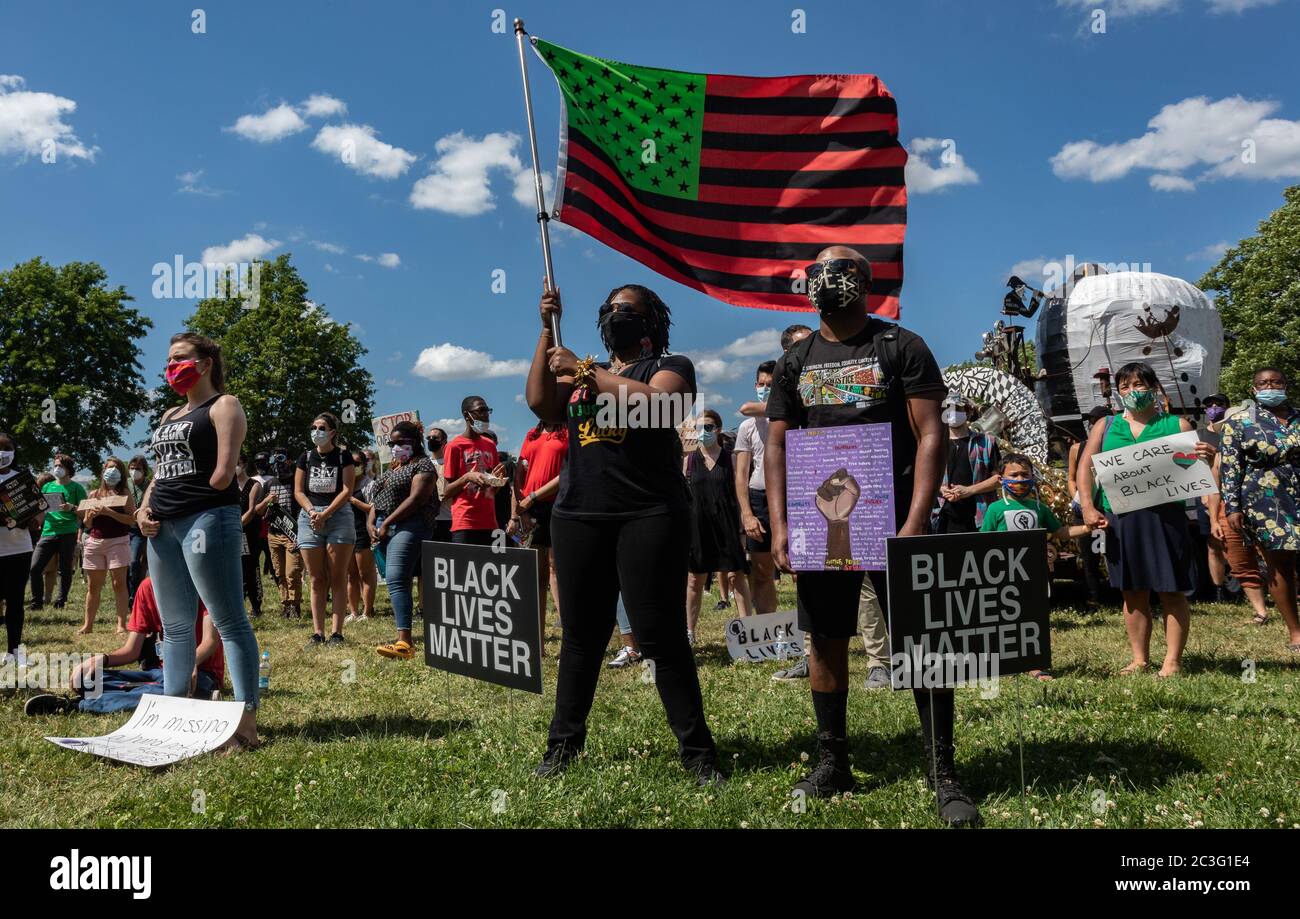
[217,730,260,756]
[1030,669,1055,682]
[1120,661,1150,675]
[1252,611,1271,625]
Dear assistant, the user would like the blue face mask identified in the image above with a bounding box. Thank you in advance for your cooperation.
[699,429,717,447]
[1256,388,1288,408]
[1002,476,1036,499]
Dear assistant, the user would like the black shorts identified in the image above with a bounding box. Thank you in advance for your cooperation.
[796,568,888,639]
[432,519,452,542]
[451,528,495,546]
[353,514,372,550]
[526,501,553,548]
[745,487,771,553]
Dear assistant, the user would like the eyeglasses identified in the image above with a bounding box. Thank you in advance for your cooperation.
[271,454,287,463]
[701,423,718,433]
[598,300,641,317]
[468,407,493,418]
[804,258,862,279]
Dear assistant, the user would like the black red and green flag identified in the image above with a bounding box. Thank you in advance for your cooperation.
[531,37,908,319]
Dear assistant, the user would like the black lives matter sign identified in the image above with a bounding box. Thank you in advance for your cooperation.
[1,470,47,528]
[422,541,542,694]
[886,530,1050,688]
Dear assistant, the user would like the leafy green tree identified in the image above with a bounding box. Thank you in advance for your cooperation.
[150,254,375,454]
[1200,185,1300,399]
[0,258,153,470]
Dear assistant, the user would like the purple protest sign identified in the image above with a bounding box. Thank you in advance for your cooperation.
[785,424,894,571]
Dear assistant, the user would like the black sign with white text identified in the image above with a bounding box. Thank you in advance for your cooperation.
[422,541,542,694]
[886,530,1050,689]
[1,469,47,529]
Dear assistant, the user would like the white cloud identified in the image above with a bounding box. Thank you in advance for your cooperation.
[311,123,416,179]
[201,233,280,265]
[411,343,528,381]
[1057,0,1177,17]
[410,131,543,216]
[355,252,400,268]
[226,104,307,143]
[427,418,466,434]
[311,240,346,254]
[688,329,784,383]
[323,263,336,273]
[384,377,404,388]
[512,166,555,208]
[301,93,347,118]
[1051,95,1300,188]
[1187,240,1231,261]
[177,168,224,196]
[905,137,979,193]
[1206,0,1280,10]
[0,74,97,162]
[1149,173,1197,191]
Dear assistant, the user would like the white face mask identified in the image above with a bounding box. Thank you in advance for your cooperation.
[0,450,13,469]
[942,408,968,427]
[102,468,122,486]
[53,466,69,479]
[311,428,332,446]
[132,468,145,483]
[471,419,491,435]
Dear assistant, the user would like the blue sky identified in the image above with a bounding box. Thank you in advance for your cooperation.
[3,0,1298,459]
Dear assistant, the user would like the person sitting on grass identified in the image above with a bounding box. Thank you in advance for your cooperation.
[23,575,224,716]
[979,452,1097,681]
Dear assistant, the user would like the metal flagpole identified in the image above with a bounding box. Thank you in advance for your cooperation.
[513,18,562,347]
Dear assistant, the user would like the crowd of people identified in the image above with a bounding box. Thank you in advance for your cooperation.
[4,247,1299,825]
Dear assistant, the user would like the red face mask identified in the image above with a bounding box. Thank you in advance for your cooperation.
[166,359,202,395]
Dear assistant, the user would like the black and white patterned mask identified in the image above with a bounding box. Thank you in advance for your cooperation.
[807,266,863,315]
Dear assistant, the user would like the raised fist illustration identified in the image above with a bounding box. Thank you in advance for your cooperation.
[815,467,860,565]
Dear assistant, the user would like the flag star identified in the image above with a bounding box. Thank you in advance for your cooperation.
[666,143,678,154]
[657,78,668,90]
[684,106,696,118]
[612,106,622,117]
[586,76,596,87]
[668,117,680,129]
[640,114,650,125]
[573,59,584,71]
[642,89,652,100]
[678,181,689,192]
[671,92,682,103]
[558,67,569,79]
[651,176,661,187]
[653,128,664,139]
[665,166,676,178]
[655,103,666,115]
[679,156,689,167]
[612,130,622,141]
[624,146,634,157]
[599,92,609,103]
[601,66,611,78]
[682,132,693,143]
[638,161,648,172]
[544,50,555,61]
[686,81,697,93]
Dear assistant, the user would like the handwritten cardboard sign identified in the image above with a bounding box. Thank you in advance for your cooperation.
[371,410,421,465]
[46,694,244,767]
[1091,430,1216,514]
[785,423,894,571]
[724,610,805,662]
[0,469,47,529]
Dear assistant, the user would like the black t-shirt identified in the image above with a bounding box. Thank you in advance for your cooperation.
[766,319,947,527]
[297,447,349,506]
[554,353,695,519]
[941,436,977,528]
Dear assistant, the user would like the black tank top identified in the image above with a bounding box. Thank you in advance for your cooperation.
[148,394,239,520]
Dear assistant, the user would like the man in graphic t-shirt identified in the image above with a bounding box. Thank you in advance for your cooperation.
[765,246,981,827]
[442,396,506,546]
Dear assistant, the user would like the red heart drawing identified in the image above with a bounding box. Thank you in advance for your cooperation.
[1172,452,1199,468]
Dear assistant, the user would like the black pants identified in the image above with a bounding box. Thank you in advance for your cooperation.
[254,530,273,578]
[549,510,717,766]
[451,528,494,546]
[29,532,77,605]
[242,532,265,615]
[1,551,31,652]
[1073,507,1107,602]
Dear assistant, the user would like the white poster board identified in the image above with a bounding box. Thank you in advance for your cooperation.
[725,610,806,662]
[46,694,244,767]
[1091,430,1217,514]
[371,410,421,465]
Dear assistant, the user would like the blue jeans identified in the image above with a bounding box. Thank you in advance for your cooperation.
[616,593,632,636]
[147,504,260,708]
[379,516,431,631]
[127,530,148,605]
[78,668,219,714]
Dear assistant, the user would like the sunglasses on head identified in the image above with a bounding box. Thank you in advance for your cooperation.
[804,258,862,279]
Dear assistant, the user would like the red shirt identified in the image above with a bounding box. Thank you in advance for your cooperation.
[519,427,568,501]
[444,433,500,532]
[127,577,225,686]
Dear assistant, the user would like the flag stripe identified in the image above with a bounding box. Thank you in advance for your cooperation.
[699,146,908,172]
[565,175,904,265]
[701,110,898,135]
[702,129,902,153]
[704,92,896,118]
[569,130,907,224]
[699,164,906,189]
[705,73,894,100]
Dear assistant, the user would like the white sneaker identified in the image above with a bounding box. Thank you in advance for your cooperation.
[0,653,13,667]
[14,646,28,667]
[607,646,643,668]
[344,613,359,624]
[686,630,695,647]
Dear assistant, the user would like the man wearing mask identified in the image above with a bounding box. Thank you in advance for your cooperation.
[735,360,778,615]
[442,396,507,545]
[929,395,1001,535]
[255,447,303,617]
[766,246,981,826]
[29,454,86,611]
[425,427,453,542]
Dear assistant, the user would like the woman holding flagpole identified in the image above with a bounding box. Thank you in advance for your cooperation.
[525,280,724,787]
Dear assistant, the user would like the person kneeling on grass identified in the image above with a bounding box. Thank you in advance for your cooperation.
[979,453,1098,681]
[23,576,224,716]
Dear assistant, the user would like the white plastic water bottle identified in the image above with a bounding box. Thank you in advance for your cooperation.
[259,651,271,691]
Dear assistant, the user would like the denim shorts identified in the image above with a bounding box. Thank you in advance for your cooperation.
[297,505,356,548]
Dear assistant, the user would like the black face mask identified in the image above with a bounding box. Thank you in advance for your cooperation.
[427,436,444,452]
[600,310,651,355]
[807,266,864,316]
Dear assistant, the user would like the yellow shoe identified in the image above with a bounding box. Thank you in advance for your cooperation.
[376,639,415,660]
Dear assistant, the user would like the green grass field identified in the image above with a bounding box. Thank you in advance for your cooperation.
[2,569,1298,829]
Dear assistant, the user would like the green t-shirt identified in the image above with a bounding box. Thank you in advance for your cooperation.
[40,479,87,537]
[980,496,1062,534]
[1096,412,1184,513]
